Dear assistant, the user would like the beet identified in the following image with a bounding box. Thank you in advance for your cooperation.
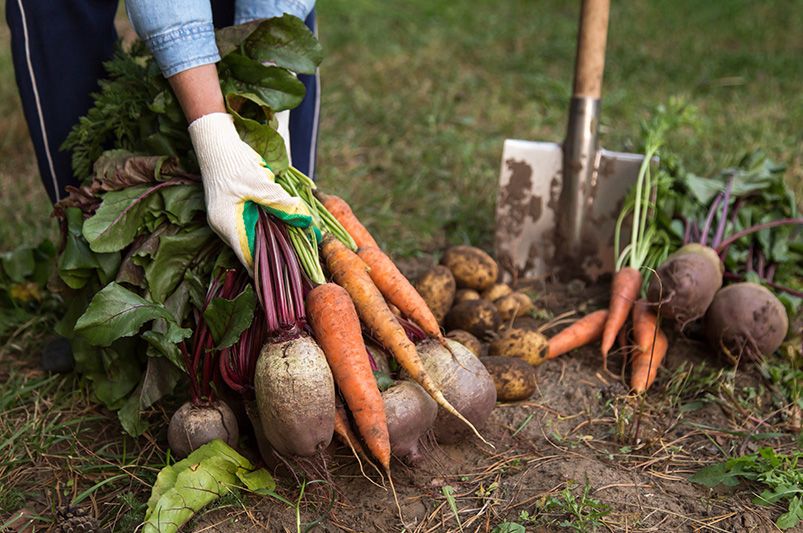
[415,338,496,444]
[167,400,239,458]
[704,282,788,362]
[382,381,437,465]
[254,335,335,457]
[647,244,723,328]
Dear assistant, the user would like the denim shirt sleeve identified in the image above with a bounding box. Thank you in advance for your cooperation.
[235,0,316,25]
[126,1,317,79]
[126,0,218,78]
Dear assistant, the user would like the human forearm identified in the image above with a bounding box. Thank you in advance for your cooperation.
[168,64,225,122]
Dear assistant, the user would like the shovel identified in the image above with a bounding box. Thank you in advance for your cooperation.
[494,0,645,282]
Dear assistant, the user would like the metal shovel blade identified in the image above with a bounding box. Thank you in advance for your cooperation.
[494,139,643,281]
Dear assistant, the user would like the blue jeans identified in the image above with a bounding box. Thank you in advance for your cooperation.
[6,0,319,204]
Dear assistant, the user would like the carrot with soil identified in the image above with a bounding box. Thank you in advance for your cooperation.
[307,282,392,469]
[604,124,669,366]
[320,193,380,249]
[320,235,492,446]
[547,309,609,359]
[630,300,668,392]
[358,246,444,340]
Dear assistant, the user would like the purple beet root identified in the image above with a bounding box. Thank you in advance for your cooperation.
[648,243,723,329]
[382,381,437,465]
[704,282,788,362]
[167,400,239,458]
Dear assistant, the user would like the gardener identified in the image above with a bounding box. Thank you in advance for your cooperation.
[7,0,319,270]
[7,0,318,370]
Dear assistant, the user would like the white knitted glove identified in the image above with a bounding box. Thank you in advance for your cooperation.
[275,109,292,165]
[188,112,310,271]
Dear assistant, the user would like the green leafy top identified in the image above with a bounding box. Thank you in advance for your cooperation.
[144,439,276,533]
[691,447,803,530]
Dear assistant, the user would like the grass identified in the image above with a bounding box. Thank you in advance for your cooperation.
[0,0,801,530]
[1,1,800,256]
[315,0,802,255]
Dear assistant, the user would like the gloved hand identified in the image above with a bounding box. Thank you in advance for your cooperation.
[188,112,312,271]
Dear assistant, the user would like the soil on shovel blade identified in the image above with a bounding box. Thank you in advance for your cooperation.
[195,280,793,533]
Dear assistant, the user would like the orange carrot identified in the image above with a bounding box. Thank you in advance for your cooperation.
[601,266,642,366]
[333,401,385,486]
[630,300,668,392]
[333,402,367,459]
[358,246,442,340]
[321,194,379,249]
[321,235,490,446]
[547,309,609,360]
[307,283,390,469]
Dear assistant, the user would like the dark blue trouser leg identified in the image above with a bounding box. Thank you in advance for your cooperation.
[6,0,118,204]
[289,11,320,179]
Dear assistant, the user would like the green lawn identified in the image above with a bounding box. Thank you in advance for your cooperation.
[0,1,801,530]
[1,0,801,254]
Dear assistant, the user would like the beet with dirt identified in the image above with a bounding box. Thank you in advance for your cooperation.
[647,243,723,328]
[254,336,336,457]
[416,338,496,444]
[382,380,437,465]
[167,401,239,458]
[704,282,788,361]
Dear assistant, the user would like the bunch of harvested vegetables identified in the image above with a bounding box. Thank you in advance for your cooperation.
[54,21,508,525]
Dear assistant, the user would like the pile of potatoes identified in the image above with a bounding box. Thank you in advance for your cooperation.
[415,245,545,403]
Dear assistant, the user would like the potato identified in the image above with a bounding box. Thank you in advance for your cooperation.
[445,300,500,339]
[489,327,549,366]
[446,329,482,356]
[495,292,534,322]
[454,289,481,304]
[414,266,456,323]
[482,283,512,302]
[442,245,499,290]
[480,356,537,402]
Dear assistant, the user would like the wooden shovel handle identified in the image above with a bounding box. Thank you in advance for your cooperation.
[572,0,610,99]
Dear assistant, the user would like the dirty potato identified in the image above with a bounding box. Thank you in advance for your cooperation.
[482,283,512,302]
[414,266,456,323]
[495,292,534,322]
[445,300,500,339]
[442,246,498,291]
[446,329,482,356]
[454,289,481,304]
[480,356,537,402]
[489,327,549,366]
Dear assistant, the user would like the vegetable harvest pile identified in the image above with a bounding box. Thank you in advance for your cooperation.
[11,13,795,532]
[49,16,504,530]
